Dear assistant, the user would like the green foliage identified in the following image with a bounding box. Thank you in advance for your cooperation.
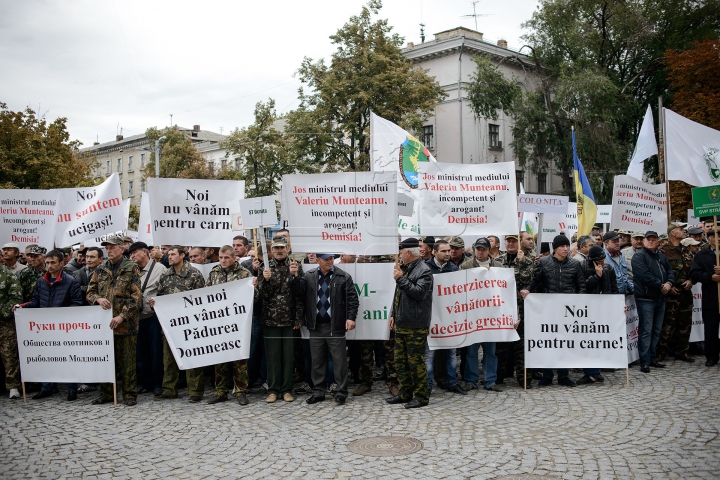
[219,99,317,197]
[0,102,94,189]
[466,56,521,120]
[143,126,212,180]
[285,0,446,172]
[128,204,140,231]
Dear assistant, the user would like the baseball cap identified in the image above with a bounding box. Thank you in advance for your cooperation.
[446,236,465,248]
[101,236,125,247]
[681,238,700,247]
[631,231,646,238]
[2,243,19,250]
[27,245,47,255]
[603,231,620,242]
[505,234,519,240]
[644,231,659,238]
[667,222,687,234]
[122,236,133,243]
[473,237,491,249]
[659,233,668,240]
[316,253,335,259]
[271,236,288,248]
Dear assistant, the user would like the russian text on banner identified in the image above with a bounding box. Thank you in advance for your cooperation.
[418,161,518,237]
[54,173,125,246]
[0,189,59,250]
[626,295,639,363]
[524,293,627,369]
[281,172,398,255]
[152,278,254,369]
[300,263,394,341]
[429,267,519,350]
[610,175,667,233]
[15,306,115,383]
[148,178,244,246]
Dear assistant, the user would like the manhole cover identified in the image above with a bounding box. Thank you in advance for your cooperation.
[347,436,423,456]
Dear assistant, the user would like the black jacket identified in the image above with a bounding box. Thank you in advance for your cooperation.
[584,263,619,294]
[23,271,83,308]
[529,255,586,294]
[425,257,459,275]
[631,247,675,302]
[294,266,359,335]
[690,248,719,313]
[391,257,434,329]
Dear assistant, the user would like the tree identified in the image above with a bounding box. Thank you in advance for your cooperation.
[466,56,522,121]
[0,102,94,189]
[143,126,212,180]
[219,99,316,197]
[285,0,446,172]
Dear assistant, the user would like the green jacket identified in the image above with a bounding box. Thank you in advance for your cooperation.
[206,262,252,286]
[156,262,206,296]
[86,258,142,335]
[259,256,304,328]
[0,265,22,321]
[497,252,535,305]
[18,266,46,303]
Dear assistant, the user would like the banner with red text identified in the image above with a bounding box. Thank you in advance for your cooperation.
[417,161,517,237]
[610,175,667,233]
[281,172,398,255]
[15,306,115,383]
[54,173,125,247]
[0,189,59,250]
[428,267,519,350]
[517,194,569,214]
[137,192,153,245]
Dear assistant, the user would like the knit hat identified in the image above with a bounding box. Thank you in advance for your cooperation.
[552,235,571,249]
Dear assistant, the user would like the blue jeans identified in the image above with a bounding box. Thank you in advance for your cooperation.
[464,342,498,389]
[136,314,164,390]
[636,299,666,366]
[583,368,601,377]
[424,346,458,389]
[248,316,267,386]
[542,369,569,381]
[42,383,77,393]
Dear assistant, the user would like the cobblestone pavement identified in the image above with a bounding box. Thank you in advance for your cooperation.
[2,359,719,479]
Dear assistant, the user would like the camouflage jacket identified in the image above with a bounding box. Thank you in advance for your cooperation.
[206,262,258,301]
[497,252,535,303]
[459,255,500,270]
[660,243,692,287]
[259,256,304,328]
[0,265,22,321]
[86,258,141,335]
[156,263,206,296]
[18,266,46,303]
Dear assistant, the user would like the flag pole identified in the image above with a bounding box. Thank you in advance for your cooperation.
[659,97,672,223]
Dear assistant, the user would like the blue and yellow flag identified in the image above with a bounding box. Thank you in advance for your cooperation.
[573,128,597,235]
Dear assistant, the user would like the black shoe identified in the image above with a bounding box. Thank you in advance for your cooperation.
[450,384,467,395]
[137,386,149,395]
[67,391,77,401]
[404,398,427,409]
[649,361,666,368]
[306,395,326,405]
[207,395,228,405]
[577,375,600,385]
[32,390,52,400]
[153,388,163,396]
[335,396,346,405]
[640,365,651,373]
[188,396,202,403]
[51,385,59,394]
[705,359,718,367]
[385,395,411,404]
[462,383,477,391]
[237,393,249,405]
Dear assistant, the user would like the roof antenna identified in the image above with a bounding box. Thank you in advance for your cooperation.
[420,23,425,43]
[462,1,493,31]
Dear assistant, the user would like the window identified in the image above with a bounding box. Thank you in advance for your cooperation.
[141,180,146,192]
[516,170,524,193]
[208,161,214,174]
[128,180,134,196]
[106,160,111,174]
[221,159,227,169]
[234,158,241,169]
[537,173,547,194]
[128,156,134,172]
[489,124,500,148]
[140,153,146,168]
[117,158,122,173]
[422,125,434,149]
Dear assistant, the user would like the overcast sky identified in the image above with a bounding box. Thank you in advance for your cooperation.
[0,0,539,146]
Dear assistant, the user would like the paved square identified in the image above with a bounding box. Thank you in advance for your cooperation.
[2,361,719,479]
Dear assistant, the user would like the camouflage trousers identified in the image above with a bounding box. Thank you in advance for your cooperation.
[214,359,248,397]
[384,328,398,386]
[657,293,693,359]
[0,320,21,390]
[162,336,205,397]
[100,335,137,401]
[357,340,375,388]
[394,327,429,404]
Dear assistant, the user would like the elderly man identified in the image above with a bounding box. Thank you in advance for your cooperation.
[2,243,26,276]
[573,235,595,270]
[690,229,720,366]
[447,236,469,269]
[86,236,142,406]
[603,231,633,295]
[18,245,47,303]
[632,231,675,373]
[386,238,433,409]
[292,253,359,405]
[129,241,167,396]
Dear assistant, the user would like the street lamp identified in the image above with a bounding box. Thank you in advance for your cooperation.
[155,136,166,178]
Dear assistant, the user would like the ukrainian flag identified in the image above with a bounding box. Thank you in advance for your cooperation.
[573,128,597,235]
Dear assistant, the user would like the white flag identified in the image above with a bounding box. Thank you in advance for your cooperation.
[666,108,720,187]
[627,105,658,180]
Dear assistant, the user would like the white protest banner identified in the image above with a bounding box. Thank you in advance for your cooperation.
[690,283,704,342]
[238,195,278,229]
[137,192,153,244]
[0,189,58,250]
[517,194,569,214]
[524,294,627,368]
[539,202,578,243]
[15,306,115,383]
[148,178,245,246]
[125,230,138,242]
[54,173,125,247]
[610,175,667,233]
[398,202,422,239]
[152,278,254,369]
[597,205,612,224]
[397,192,414,217]
[83,229,126,249]
[687,209,701,228]
[282,172,398,255]
[191,262,219,281]
[428,267,519,350]
[300,263,394,341]
[123,198,131,228]
[625,295,640,363]
[418,161,517,236]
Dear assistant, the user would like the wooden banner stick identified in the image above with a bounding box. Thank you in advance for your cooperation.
[626,368,629,386]
[524,368,527,392]
[113,382,117,406]
[22,382,26,403]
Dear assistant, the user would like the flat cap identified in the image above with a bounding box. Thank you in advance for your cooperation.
[399,237,420,250]
[101,236,125,247]
[127,241,149,254]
